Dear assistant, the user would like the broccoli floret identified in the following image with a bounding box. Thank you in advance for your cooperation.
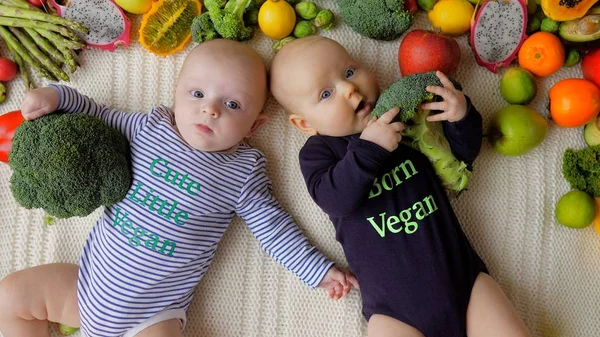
[204,0,255,41]
[563,146,600,197]
[191,12,220,44]
[9,113,132,218]
[337,0,413,41]
[370,72,469,194]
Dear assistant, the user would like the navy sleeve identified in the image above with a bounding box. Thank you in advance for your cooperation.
[299,137,391,217]
[441,96,483,167]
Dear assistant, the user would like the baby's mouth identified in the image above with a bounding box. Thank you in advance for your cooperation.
[195,123,213,134]
[355,100,372,115]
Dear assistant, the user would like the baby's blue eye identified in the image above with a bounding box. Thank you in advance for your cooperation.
[191,90,203,98]
[226,101,239,109]
[345,68,356,78]
[320,90,332,100]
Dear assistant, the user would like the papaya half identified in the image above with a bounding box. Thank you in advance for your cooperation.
[541,0,598,21]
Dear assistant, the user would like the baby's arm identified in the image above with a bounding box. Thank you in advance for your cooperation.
[21,85,148,141]
[235,155,337,290]
[441,97,483,167]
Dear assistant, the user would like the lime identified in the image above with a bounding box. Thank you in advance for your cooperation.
[555,190,596,228]
[499,67,537,104]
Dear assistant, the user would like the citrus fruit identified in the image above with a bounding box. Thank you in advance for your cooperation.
[549,78,600,128]
[258,0,296,40]
[499,67,537,104]
[517,31,565,77]
[139,0,201,57]
[115,0,152,14]
[555,190,596,228]
[427,0,474,36]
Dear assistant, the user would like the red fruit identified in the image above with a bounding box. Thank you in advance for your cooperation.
[404,0,418,14]
[398,29,461,76]
[28,0,44,7]
[0,110,25,164]
[0,58,18,82]
[582,49,600,89]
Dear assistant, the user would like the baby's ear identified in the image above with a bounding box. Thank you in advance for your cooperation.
[246,114,269,138]
[289,113,317,136]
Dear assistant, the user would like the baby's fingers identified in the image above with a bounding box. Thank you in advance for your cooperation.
[435,71,456,90]
[378,107,400,124]
[421,101,446,111]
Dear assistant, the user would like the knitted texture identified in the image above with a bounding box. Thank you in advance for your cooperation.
[1,4,599,336]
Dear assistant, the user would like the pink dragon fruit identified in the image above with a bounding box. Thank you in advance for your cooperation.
[48,0,131,52]
[470,0,528,73]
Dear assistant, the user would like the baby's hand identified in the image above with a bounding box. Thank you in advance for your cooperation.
[421,71,468,123]
[317,266,357,300]
[21,87,60,120]
[360,107,404,152]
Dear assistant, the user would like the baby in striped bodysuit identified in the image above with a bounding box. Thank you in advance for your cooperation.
[0,39,355,337]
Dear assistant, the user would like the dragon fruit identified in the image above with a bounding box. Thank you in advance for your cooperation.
[470,0,528,73]
[48,0,131,52]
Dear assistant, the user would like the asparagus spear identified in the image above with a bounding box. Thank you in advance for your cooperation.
[9,27,68,81]
[24,28,62,66]
[0,82,5,103]
[35,28,84,50]
[0,4,88,34]
[7,41,34,89]
[0,16,81,41]
[0,26,55,81]
[57,45,76,73]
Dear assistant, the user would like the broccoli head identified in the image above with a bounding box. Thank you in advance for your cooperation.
[204,0,255,41]
[337,0,413,41]
[370,72,470,194]
[191,12,220,44]
[9,113,132,218]
[563,146,600,197]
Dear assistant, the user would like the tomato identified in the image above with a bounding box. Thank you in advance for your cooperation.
[0,110,25,163]
[0,58,17,82]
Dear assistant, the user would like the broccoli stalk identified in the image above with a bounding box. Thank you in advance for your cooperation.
[371,72,470,194]
[337,0,413,41]
[562,146,600,197]
[204,0,255,41]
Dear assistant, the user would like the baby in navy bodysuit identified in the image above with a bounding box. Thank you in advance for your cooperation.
[270,36,531,337]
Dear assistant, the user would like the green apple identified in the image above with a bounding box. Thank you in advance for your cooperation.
[489,105,549,156]
[114,0,153,14]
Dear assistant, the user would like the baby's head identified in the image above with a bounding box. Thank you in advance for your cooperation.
[173,39,268,152]
[270,36,379,137]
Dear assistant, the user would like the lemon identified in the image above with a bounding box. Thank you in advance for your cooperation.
[500,67,537,104]
[258,0,296,40]
[555,190,596,229]
[428,0,474,36]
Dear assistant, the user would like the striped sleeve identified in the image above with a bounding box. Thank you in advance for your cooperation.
[235,155,334,289]
[50,84,148,141]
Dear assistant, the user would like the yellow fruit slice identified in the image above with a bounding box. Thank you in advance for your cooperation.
[258,0,296,40]
[139,0,202,57]
[593,197,600,238]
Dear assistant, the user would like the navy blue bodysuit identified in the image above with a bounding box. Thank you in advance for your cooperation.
[299,100,488,337]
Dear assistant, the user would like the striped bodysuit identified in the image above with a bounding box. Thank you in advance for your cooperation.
[52,85,334,337]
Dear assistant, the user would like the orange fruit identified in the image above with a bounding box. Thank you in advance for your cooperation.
[549,78,600,128]
[258,0,296,40]
[517,31,565,77]
[139,0,201,57]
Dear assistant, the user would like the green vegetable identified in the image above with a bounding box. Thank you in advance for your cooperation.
[314,9,334,30]
[563,49,580,67]
[0,16,82,42]
[191,12,220,44]
[417,0,437,12]
[23,28,63,66]
[9,27,69,81]
[293,20,316,37]
[7,41,34,89]
[337,0,413,40]
[272,36,296,51]
[295,1,318,19]
[9,114,132,218]
[562,145,600,197]
[371,72,470,193]
[540,17,559,33]
[0,82,5,104]
[58,323,79,336]
[0,4,88,34]
[204,0,255,41]
[527,15,541,33]
[35,29,85,50]
[0,26,57,81]
[244,6,260,25]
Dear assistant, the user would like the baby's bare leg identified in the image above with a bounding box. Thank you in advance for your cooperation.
[0,263,80,337]
[135,319,183,337]
[368,314,425,337]
[466,272,530,337]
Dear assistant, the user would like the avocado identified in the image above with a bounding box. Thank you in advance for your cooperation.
[559,9,600,50]
[584,120,600,146]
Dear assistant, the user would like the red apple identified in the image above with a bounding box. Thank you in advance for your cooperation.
[398,29,461,76]
[404,0,419,14]
[27,0,45,7]
[582,49,600,89]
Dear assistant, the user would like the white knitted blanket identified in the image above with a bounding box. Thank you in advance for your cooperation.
[1,3,599,336]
